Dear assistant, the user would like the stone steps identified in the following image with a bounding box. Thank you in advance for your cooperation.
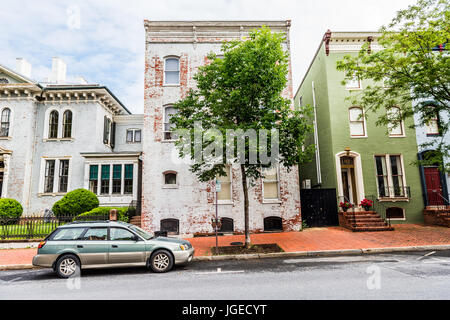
[339,211,394,232]
[129,216,142,227]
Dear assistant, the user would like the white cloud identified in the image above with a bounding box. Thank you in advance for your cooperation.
[0,0,417,113]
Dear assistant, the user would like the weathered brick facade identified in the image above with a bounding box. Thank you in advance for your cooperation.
[142,21,302,236]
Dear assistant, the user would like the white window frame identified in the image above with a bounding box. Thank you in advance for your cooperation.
[163,171,179,189]
[349,106,367,138]
[163,105,178,142]
[126,128,141,143]
[43,107,75,141]
[164,56,180,86]
[373,154,408,200]
[84,161,137,199]
[346,76,362,90]
[39,157,72,195]
[0,106,13,139]
[425,106,440,136]
[217,165,233,204]
[262,165,281,204]
[387,106,405,138]
[386,207,406,221]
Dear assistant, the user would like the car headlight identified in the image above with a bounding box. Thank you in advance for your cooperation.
[180,244,188,251]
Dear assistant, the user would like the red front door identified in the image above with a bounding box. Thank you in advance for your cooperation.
[424,167,444,206]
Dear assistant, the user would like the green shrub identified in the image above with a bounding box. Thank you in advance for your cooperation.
[74,207,129,223]
[0,198,23,224]
[52,189,99,217]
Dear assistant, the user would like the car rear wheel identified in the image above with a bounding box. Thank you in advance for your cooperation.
[56,254,80,279]
[149,250,173,273]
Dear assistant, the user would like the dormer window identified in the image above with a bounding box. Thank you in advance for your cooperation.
[164,57,180,85]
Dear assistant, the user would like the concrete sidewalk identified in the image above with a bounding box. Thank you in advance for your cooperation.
[1,224,450,269]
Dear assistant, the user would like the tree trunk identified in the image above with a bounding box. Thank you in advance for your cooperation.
[240,164,250,248]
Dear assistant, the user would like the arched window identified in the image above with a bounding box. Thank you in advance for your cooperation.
[386,207,405,219]
[163,171,178,186]
[164,57,180,85]
[219,218,234,233]
[349,107,365,137]
[160,219,179,235]
[0,108,11,137]
[62,110,72,138]
[264,217,283,232]
[48,111,59,138]
[387,106,404,136]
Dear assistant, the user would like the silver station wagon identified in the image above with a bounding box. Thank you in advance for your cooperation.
[33,221,195,278]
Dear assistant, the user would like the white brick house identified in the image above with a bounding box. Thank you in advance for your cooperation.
[0,58,142,215]
[141,21,302,236]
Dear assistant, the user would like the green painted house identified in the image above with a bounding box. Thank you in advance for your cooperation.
[295,31,424,226]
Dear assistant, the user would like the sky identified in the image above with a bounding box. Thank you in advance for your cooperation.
[0,0,418,114]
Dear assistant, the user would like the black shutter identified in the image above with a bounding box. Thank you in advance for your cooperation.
[110,122,116,149]
[103,116,108,144]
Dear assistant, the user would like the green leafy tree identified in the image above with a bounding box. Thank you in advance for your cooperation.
[171,27,314,247]
[336,0,450,171]
[52,189,99,217]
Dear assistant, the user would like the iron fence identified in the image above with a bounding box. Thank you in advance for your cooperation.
[0,214,109,240]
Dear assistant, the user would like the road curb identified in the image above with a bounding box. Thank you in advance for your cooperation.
[1,244,449,270]
[193,245,450,262]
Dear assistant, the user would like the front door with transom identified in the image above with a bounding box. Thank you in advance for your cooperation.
[340,157,358,205]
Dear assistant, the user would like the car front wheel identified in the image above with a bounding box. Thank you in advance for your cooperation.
[56,254,80,279]
[149,250,173,273]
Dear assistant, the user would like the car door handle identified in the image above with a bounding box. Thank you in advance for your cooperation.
[112,245,118,248]
[77,245,83,248]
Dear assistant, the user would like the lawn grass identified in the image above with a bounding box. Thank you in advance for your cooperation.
[0,221,64,240]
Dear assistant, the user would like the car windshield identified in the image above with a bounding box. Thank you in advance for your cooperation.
[128,225,154,240]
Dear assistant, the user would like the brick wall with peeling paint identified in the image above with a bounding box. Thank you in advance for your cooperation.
[142,21,301,236]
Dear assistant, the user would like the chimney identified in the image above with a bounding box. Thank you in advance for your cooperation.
[51,57,67,83]
[16,58,32,78]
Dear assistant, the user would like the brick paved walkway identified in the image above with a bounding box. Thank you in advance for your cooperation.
[1,224,449,266]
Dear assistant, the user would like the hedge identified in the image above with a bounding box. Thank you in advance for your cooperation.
[74,207,129,223]
[0,198,23,224]
[52,189,99,217]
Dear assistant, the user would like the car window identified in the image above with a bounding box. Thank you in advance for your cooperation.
[79,228,108,241]
[129,225,153,240]
[52,228,86,241]
[110,228,136,241]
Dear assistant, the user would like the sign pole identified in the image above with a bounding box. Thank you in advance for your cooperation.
[215,179,219,252]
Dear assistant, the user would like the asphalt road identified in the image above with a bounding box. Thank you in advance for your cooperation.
[0,250,449,300]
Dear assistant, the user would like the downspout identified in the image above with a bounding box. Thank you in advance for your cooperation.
[312,81,322,185]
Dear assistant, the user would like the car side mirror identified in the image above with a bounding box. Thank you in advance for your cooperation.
[132,235,140,242]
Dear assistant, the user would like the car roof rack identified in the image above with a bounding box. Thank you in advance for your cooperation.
[66,220,111,225]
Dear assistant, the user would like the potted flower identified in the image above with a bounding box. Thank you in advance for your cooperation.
[339,201,353,212]
[360,198,374,211]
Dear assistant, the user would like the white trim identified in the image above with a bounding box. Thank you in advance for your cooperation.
[163,104,178,142]
[349,106,367,138]
[217,165,233,204]
[387,107,406,138]
[262,165,281,203]
[346,78,362,90]
[373,154,408,199]
[0,106,13,138]
[335,151,365,206]
[311,81,322,184]
[162,171,179,189]
[39,157,72,194]
[163,56,181,86]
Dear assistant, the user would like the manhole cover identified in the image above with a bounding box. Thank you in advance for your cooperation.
[230,242,243,246]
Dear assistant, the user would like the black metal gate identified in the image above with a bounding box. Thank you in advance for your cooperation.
[300,189,339,227]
